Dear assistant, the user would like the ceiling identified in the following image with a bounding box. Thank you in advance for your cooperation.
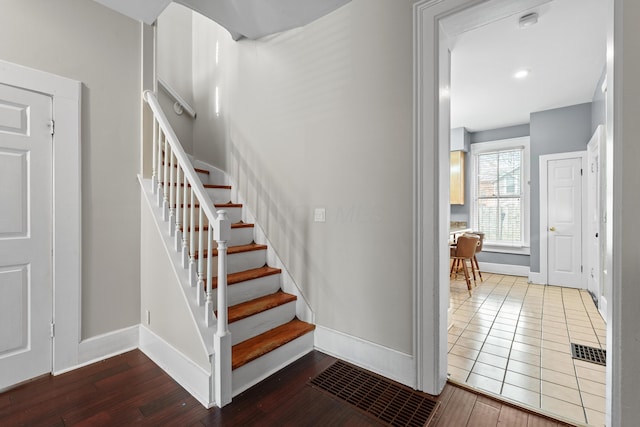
[92,0,351,40]
[447,0,607,132]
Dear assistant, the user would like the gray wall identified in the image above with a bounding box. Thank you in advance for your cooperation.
[529,103,593,273]
[0,0,142,339]
[157,3,195,154]
[191,0,416,354]
[592,66,607,134]
[451,124,530,266]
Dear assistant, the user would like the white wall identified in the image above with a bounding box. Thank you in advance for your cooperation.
[140,196,210,370]
[615,1,640,425]
[157,3,195,153]
[191,0,415,354]
[0,0,141,339]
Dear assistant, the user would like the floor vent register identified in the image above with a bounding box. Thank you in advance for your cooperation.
[309,360,439,427]
[571,343,606,366]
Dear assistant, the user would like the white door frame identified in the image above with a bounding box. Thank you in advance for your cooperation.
[539,151,588,288]
[0,60,81,375]
[587,125,606,316]
[414,2,618,425]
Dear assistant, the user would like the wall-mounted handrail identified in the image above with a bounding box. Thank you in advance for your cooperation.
[144,89,231,406]
[157,77,197,118]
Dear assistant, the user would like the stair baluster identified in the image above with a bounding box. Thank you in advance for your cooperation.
[151,118,157,194]
[189,187,196,286]
[156,131,164,207]
[175,166,182,251]
[205,225,214,326]
[214,209,231,406]
[162,138,170,220]
[168,151,176,235]
[197,202,205,306]
[182,172,189,268]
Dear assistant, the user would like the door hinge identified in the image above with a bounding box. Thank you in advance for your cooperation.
[580,168,583,176]
[50,322,55,338]
[48,120,55,136]
[581,265,584,273]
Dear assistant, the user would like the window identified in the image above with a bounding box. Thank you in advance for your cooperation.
[470,137,530,251]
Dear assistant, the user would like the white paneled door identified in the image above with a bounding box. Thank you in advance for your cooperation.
[0,83,53,389]
[547,157,583,288]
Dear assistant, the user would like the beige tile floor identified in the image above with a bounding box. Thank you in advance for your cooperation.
[447,272,607,426]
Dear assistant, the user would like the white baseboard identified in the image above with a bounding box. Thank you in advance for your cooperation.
[57,325,141,375]
[528,272,545,285]
[478,262,530,277]
[314,325,415,388]
[139,325,214,408]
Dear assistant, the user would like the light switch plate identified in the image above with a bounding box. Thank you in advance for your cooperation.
[314,208,326,223]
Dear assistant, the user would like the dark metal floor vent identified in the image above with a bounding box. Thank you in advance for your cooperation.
[571,343,606,366]
[309,360,439,427]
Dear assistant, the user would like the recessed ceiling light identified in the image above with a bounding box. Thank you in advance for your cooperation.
[514,69,530,79]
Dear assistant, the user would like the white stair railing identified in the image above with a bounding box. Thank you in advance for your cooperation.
[144,90,232,407]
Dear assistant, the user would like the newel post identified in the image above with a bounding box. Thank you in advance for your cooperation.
[213,209,232,407]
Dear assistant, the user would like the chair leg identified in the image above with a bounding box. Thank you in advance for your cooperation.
[473,255,483,282]
[462,260,472,296]
[468,258,477,283]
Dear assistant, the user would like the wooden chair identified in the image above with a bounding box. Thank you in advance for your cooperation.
[464,231,484,283]
[450,234,480,296]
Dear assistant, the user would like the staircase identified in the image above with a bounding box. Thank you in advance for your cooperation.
[189,163,316,394]
[143,90,315,406]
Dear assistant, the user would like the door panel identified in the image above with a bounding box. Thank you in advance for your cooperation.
[587,127,605,318]
[0,83,52,389]
[547,157,583,288]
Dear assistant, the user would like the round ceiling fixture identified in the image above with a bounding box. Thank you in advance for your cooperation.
[514,69,531,79]
[519,12,539,29]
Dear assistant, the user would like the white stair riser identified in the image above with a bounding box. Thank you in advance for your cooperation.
[196,170,210,183]
[214,275,281,307]
[212,249,266,275]
[184,227,254,248]
[229,301,297,346]
[205,187,231,203]
[232,332,314,396]
[188,207,242,225]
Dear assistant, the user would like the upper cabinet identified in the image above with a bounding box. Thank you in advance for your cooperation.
[450,151,465,205]
[450,127,468,205]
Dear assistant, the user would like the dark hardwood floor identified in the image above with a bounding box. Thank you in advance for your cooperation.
[0,350,575,426]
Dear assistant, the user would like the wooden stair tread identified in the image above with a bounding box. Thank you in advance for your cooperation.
[210,266,281,287]
[162,162,210,175]
[173,202,241,208]
[180,222,255,232]
[195,243,267,259]
[232,319,315,370]
[160,182,232,190]
[220,292,297,324]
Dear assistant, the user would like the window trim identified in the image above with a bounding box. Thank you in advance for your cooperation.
[469,136,530,249]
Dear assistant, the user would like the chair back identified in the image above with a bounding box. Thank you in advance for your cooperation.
[465,232,485,252]
[455,235,479,258]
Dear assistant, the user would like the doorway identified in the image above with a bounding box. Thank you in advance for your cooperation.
[539,152,588,289]
[0,59,82,381]
[413,0,613,425]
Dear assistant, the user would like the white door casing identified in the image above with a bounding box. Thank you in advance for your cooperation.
[0,59,81,375]
[0,83,53,389]
[540,152,587,289]
[588,125,606,318]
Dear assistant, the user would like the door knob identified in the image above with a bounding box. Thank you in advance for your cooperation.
[549,227,556,232]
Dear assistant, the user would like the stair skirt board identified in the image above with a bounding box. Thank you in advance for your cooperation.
[232,331,315,397]
[139,326,214,408]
